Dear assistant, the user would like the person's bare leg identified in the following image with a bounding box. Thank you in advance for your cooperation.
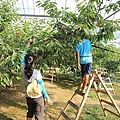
[78,76,84,90]
[82,74,89,92]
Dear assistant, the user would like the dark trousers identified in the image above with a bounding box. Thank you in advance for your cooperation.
[26,96,44,120]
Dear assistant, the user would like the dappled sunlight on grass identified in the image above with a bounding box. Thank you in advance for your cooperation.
[0,73,120,120]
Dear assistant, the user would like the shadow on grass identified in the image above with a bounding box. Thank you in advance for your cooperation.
[0,78,27,111]
[0,113,13,120]
[45,111,56,120]
[0,89,27,110]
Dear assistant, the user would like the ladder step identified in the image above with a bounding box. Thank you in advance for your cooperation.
[61,111,71,120]
[75,90,85,96]
[104,83,113,85]
[91,70,102,74]
[97,89,107,95]
[44,73,57,76]
[100,88,114,90]
[42,77,52,80]
[104,108,120,118]
[94,79,100,82]
[101,99,114,106]
[68,100,79,111]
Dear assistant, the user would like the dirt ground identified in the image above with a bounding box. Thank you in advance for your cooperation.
[0,77,120,120]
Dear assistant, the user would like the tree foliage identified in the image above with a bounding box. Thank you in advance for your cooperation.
[92,43,120,72]
[0,0,120,87]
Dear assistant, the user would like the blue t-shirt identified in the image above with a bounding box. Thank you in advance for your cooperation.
[74,39,93,64]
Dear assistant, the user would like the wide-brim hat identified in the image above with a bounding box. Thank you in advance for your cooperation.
[27,80,42,98]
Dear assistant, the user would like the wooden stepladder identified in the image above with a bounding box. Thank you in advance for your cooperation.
[99,76,115,94]
[42,67,59,83]
[57,70,120,120]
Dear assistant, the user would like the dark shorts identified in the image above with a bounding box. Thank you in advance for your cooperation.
[26,96,44,120]
[81,63,92,76]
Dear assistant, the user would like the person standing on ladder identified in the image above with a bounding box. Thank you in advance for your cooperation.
[74,37,93,93]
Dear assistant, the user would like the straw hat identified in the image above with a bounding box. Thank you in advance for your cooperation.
[27,80,42,98]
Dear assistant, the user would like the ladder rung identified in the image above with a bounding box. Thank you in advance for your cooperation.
[68,100,79,111]
[61,111,71,120]
[105,83,112,85]
[91,70,102,74]
[107,88,114,90]
[97,89,107,95]
[42,77,52,80]
[100,88,114,90]
[75,90,85,96]
[104,108,120,118]
[94,79,100,82]
[44,73,57,76]
[101,99,114,106]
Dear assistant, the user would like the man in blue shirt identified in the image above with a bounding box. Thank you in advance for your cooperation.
[74,39,92,93]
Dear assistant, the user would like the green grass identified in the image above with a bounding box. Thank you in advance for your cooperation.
[0,72,120,120]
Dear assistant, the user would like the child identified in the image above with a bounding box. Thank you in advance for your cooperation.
[21,53,53,120]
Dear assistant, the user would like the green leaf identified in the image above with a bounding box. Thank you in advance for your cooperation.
[4,74,10,86]
[0,56,11,67]
[1,82,6,87]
